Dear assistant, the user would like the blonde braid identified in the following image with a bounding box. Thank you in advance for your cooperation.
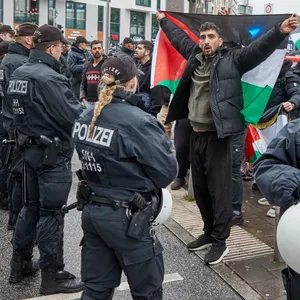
[89,74,122,137]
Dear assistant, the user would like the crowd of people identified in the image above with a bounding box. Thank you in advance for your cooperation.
[0,10,299,300]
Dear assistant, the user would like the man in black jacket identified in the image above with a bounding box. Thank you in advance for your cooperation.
[0,23,38,229]
[115,37,136,57]
[80,40,106,105]
[134,40,172,131]
[156,11,298,264]
[68,36,92,98]
[7,24,84,294]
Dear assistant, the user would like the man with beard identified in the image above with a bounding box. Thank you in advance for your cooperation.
[134,40,172,134]
[80,40,106,106]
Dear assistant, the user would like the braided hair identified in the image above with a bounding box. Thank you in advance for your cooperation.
[89,74,124,137]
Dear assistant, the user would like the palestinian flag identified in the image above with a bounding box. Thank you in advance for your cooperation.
[245,105,288,163]
[291,32,300,50]
[151,12,290,124]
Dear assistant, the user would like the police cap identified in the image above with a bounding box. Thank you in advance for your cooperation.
[15,23,38,37]
[0,24,14,35]
[33,24,71,45]
[101,54,143,84]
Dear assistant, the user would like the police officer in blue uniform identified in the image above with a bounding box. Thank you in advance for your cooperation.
[0,23,38,227]
[7,25,84,294]
[72,54,178,300]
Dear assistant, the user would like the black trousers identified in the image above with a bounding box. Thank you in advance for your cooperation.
[174,119,193,179]
[13,146,72,271]
[80,204,164,300]
[190,131,232,246]
[232,131,246,212]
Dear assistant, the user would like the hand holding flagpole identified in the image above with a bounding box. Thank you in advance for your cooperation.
[280,14,298,34]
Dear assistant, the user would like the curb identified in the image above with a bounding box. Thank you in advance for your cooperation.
[164,218,262,300]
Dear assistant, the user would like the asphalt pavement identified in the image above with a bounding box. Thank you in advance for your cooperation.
[0,156,242,300]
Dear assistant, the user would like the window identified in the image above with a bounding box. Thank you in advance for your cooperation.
[66,1,86,30]
[48,0,56,26]
[151,14,159,42]
[110,8,120,43]
[0,0,3,23]
[136,0,151,7]
[14,0,39,24]
[98,6,104,31]
[157,0,160,10]
[130,11,145,41]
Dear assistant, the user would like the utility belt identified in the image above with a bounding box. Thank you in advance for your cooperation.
[16,131,62,167]
[75,169,158,239]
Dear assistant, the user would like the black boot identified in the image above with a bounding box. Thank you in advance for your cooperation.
[9,255,39,283]
[171,178,186,190]
[40,270,84,295]
[7,210,15,230]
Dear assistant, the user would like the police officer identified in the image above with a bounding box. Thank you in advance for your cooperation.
[72,54,178,300]
[7,24,84,294]
[0,23,38,228]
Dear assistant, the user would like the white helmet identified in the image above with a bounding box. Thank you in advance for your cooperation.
[277,203,300,273]
[152,188,173,227]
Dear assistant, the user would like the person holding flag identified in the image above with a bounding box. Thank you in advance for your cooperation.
[156,11,298,264]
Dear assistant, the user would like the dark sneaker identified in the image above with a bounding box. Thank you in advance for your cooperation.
[231,213,244,226]
[204,244,229,265]
[171,178,186,190]
[187,234,213,251]
[9,259,39,283]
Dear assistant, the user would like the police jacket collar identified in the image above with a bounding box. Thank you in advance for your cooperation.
[29,49,61,73]
[8,42,30,57]
[121,47,135,56]
[113,90,147,112]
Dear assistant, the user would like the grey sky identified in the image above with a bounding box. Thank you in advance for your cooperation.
[248,0,300,14]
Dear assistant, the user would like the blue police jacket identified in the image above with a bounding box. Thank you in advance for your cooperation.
[72,90,178,201]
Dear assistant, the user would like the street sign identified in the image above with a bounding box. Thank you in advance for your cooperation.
[264,3,273,14]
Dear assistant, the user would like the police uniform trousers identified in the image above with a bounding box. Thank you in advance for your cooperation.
[13,146,72,271]
[0,114,9,202]
[7,146,23,224]
[190,131,232,246]
[80,203,164,300]
[174,119,193,179]
[232,131,246,213]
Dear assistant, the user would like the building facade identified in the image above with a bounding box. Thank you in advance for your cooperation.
[1,0,168,50]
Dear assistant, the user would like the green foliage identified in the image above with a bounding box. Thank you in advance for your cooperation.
[184,195,195,202]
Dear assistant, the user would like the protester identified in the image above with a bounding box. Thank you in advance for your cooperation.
[7,24,84,294]
[72,54,177,300]
[80,40,106,105]
[156,11,298,264]
[134,40,172,137]
[60,42,72,78]
[116,37,136,57]
[0,25,15,42]
[68,36,92,98]
[0,23,38,230]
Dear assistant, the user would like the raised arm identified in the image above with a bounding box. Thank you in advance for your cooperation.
[156,11,197,60]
